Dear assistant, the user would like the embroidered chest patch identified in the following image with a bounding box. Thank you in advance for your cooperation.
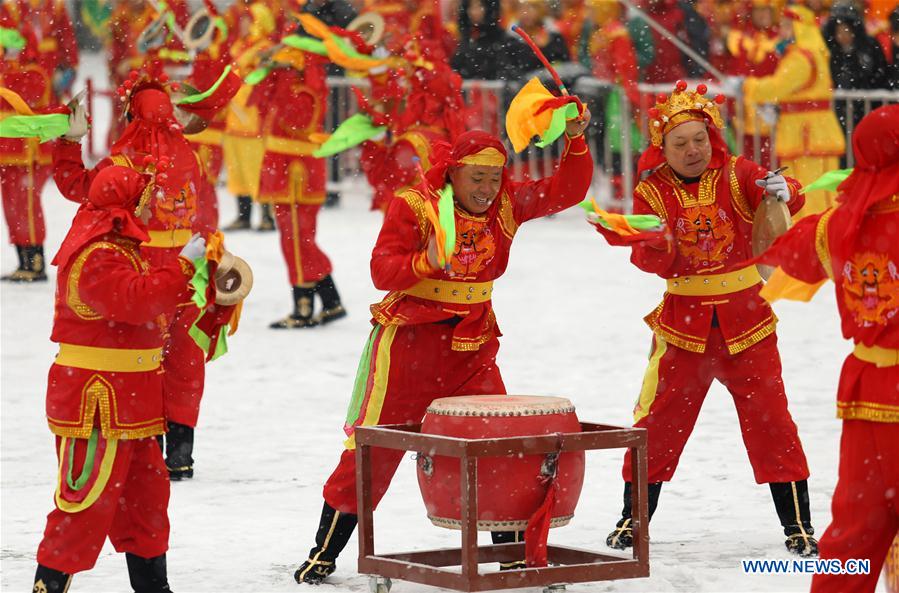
[675,204,736,268]
[841,252,899,326]
[449,218,496,279]
[154,179,198,229]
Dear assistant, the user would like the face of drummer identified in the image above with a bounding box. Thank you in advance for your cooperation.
[450,165,503,215]
[663,120,712,179]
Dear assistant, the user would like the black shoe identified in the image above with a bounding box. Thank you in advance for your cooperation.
[256,204,276,232]
[770,480,818,556]
[224,196,252,231]
[784,525,818,557]
[491,531,525,570]
[164,422,194,480]
[316,305,347,325]
[294,559,336,584]
[324,191,341,208]
[606,517,633,550]
[167,465,194,481]
[126,553,172,593]
[314,275,345,325]
[3,245,47,282]
[294,502,358,585]
[271,285,318,329]
[606,481,662,550]
[33,564,71,593]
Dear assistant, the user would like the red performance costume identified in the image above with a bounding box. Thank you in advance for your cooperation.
[758,105,899,593]
[32,165,193,593]
[52,65,240,479]
[0,0,77,282]
[356,32,466,213]
[293,127,593,584]
[247,41,346,329]
[592,82,818,555]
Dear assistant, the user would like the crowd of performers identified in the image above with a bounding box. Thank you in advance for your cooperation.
[0,1,897,593]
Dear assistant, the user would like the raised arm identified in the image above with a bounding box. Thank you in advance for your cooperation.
[52,139,99,204]
[511,133,594,223]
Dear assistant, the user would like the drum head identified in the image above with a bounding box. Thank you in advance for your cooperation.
[426,395,575,417]
[752,197,792,280]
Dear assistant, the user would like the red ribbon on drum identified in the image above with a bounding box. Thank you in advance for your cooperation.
[525,433,564,568]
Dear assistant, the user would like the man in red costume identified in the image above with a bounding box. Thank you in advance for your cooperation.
[757,104,899,593]
[0,0,77,282]
[52,64,240,480]
[32,164,202,593]
[592,81,819,556]
[248,43,346,329]
[293,109,593,584]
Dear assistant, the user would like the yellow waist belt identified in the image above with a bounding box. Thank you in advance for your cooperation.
[853,343,899,368]
[143,229,193,248]
[56,344,163,372]
[666,266,763,297]
[403,279,494,305]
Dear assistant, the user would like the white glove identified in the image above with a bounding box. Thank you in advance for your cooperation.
[179,233,206,262]
[63,90,88,142]
[755,174,790,202]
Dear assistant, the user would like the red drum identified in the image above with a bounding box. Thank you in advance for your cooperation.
[416,395,585,531]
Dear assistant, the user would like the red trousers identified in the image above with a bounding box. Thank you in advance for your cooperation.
[37,435,170,574]
[274,202,332,286]
[811,420,899,593]
[323,323,506,514]
[0,163,50,245]
[623,329,810,484]
[143,246,206,427]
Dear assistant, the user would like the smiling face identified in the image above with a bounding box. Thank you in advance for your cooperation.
[450,164,503,215]
[663,120,712,178]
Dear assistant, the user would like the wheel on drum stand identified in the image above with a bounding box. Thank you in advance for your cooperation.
[368,575,392,593]
[542,585,567,593]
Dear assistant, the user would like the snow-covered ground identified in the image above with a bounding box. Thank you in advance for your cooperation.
[1,53,883,593]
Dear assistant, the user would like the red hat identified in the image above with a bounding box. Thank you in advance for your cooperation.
[88,165,151,210]
[53,166,152,269]
[425,130,509,192]
[833,104,899,262]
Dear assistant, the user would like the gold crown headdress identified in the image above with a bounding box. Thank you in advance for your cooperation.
[647,80,726,147]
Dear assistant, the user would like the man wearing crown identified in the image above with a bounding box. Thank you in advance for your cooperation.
[32,165,204,593]
[52,64,241,481]
[756,104,899,593]
[592,81,819,557]
[292,113,593,584]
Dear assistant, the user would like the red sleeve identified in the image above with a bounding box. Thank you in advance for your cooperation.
[510,134,593,223]
[627,187,676,275]
[78,247,193,325]
[370,196,435,291]
[756,211,829,284]
[52,140,108,204]
[734,156,805,216]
